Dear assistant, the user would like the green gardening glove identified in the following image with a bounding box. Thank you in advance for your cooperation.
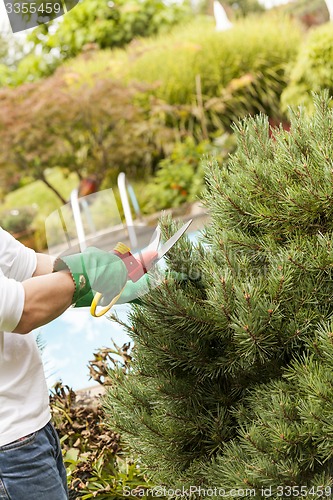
[76,270,190,308]
[114,272,152,305]
[74,289,94,308]
[74,273,148,308]
[53,246,128,306]
[75,272,153,307]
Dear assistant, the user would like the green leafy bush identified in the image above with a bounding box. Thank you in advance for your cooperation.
[0,33,29,87]
[0,64,11,87]
[142,135,235,212]
[281,22,333,112]
[0,206,36,234]
[10,53,58,87]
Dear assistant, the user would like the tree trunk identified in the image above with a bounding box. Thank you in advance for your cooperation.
[39,172,68,205]
[206,0,214,15]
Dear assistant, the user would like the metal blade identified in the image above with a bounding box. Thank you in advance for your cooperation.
[157,219,193,260]
[145,225,161,254]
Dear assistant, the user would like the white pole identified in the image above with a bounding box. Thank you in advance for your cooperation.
[213,1,233,32]
[70,188,87,251]
[325,0,333,20]
[117,172,138,250]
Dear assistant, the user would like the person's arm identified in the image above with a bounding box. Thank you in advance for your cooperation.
[33,252,54,276]
[11,253,74,334]
[13,248,128,334]
[13,270,75,334]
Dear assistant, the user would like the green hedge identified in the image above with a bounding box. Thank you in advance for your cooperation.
[64,13,302,126]
[124,14,301,107]
[281,22,333,112]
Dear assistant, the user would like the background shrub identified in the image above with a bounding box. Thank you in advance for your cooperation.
[281,0,329,27]
[281,22,333,112]
[62,13,302,128]
[23,0,192,80]
[123,14,301,115]
[0,206,36,235]
[142,135,236,212]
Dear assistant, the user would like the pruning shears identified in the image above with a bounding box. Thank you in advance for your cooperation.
[90,219,193,317]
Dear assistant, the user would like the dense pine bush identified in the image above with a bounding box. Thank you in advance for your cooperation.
[104,93,333,494]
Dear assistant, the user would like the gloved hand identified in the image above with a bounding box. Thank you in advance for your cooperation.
[53,246,128,306]
[68,248,190,309]
[75,269,189,307]
[98,249,159,307]
[74,272,153,308]
[116,270,189,305]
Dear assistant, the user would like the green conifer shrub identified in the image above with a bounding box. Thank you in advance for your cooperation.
[104,93,333,494]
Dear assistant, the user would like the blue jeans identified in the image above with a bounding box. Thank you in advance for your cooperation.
[0,421,68,500]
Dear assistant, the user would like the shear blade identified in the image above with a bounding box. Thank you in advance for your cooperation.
[157,219,193,260]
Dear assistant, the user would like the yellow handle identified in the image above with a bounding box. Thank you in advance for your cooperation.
[90,285,125,317]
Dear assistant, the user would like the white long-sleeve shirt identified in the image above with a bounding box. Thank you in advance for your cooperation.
[0,228,50,446]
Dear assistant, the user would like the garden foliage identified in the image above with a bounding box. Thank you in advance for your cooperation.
[104,93,333,493]
[282,22,333,112]
[0,206,36,235]
[143,136,236,212]
[122,14,300,116]
[51,345,154,499]
[0,13,302,218]
[65,14,300,125]
[281,0,328,27]
[0,33,36,87]
[20,0,192,81]
[0,75,169,201]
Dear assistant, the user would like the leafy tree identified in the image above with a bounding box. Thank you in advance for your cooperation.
[0,34,10,64]
[8,52,59,86]
[0,31,27,86]
[0,73,170,202]
[222,0,264,17]
[281,0,328,27]
[202,0,264,17]
[104,93,333,492]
